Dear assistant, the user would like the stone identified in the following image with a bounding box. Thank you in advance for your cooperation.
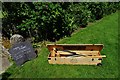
[0,45,12,74]
[10,34,24,46]
[9,41,37,66]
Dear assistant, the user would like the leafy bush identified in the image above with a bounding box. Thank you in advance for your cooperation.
[2,2,119,42]
[2,2,71,42]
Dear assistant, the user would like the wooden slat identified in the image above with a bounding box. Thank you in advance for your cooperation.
[57,50,99,54]
[47,44,103,46]
[57,51,99,57]
[48,57,102,65]
[66,55,106,58]
[47,44,104,51]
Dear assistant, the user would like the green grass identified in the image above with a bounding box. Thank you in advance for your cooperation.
[0,11,2,18]
[5,12,118,78]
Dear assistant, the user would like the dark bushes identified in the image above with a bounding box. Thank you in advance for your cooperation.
[2,2,120,42]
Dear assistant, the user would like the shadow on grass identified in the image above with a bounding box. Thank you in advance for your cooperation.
[1,72,11,80]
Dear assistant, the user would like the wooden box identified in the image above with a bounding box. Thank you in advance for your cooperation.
[47,44,106,65]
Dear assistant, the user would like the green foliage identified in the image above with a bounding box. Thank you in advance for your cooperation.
[66,3,91,27]
[2,2,119,42]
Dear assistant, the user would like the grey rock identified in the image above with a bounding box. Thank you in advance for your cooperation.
[0,45,12,74]
[10,34,24,46]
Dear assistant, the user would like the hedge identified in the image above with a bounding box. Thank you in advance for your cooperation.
[2,2,120,42]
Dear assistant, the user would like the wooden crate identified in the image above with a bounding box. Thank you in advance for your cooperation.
[47,44,106,65]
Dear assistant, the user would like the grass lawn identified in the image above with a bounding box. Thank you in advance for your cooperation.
[4,11,118,78]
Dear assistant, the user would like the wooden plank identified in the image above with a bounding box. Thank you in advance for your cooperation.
[57,50,99,55]
[46,44,103,46]
[58,54,106,58]
[47,44,104,51]
[66,55,106,58]
[48,57,102,65]
[57,51,99,57]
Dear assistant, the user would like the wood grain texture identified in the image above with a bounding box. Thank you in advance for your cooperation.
[47,44,105,65]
